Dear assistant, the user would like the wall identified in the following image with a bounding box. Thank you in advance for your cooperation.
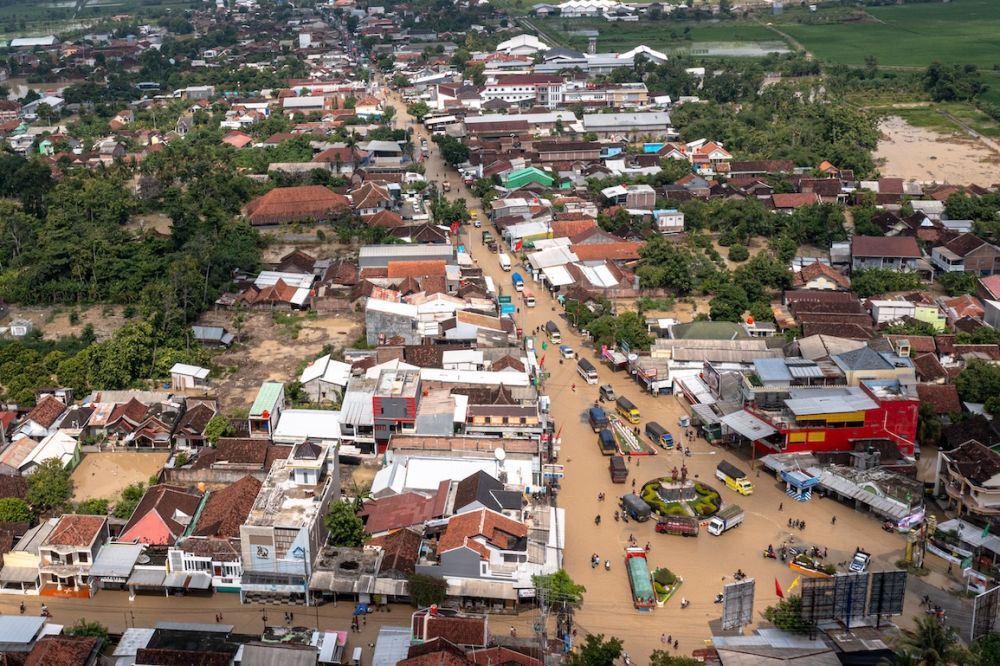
[163,466,271,487]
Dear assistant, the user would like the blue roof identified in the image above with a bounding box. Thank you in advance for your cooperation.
[754,358,792,383]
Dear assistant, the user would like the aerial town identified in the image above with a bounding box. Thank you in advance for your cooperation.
[0,0,998,664]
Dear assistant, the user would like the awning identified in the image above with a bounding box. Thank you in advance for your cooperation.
[446,577,518,600]
[164,572,211,589]
[127,569,166,587]
[691,403,720,425]
[0,567,39,583]
[373,577,408,596]
[720,410,777,441]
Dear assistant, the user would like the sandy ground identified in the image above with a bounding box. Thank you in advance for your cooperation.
[70,452,170,503]
[204,310,361,411]
[8,305,127,341]
[875,115,1000,184]
[127,213,173,236]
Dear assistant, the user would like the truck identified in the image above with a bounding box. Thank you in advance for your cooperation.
[499,253,511,271]
[588,406,609,432]
[511,272,524,292]
[707,505,744,536]
[481,231,494,246]
[620,493,652,522]
[545,320,561,343]
[609,456,628,483]
[577,358,599,384]
[522,287,536,307]
[655,515,699,537]
[597,429,617,455]
[645,421,674,449]
[849,548,871,573]
[715,461,754,496]
[615,396,640,424]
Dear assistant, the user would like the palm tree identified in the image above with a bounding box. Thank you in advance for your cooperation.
[349,480,372,512]
[885,615,974,666]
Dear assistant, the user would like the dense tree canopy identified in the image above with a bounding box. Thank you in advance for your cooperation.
[26,459,74,514]
[324,500,366,547]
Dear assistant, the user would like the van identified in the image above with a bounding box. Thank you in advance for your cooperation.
[599,384,616,401]
[609,456,628,483]
[577,358,599,384]
[545,321,561,343]
[615,396,640,424]
[350,647,362,666]
[620,493,651,522]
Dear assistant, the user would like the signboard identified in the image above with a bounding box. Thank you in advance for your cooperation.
[542,464,564,479]
[501,304,516,315]
[972,585,1000,643]
[721,579,755,630]
[800,578,837,625]
[868,570,907,618]
[833,572,869,626]
[703,361,722,398]
[499,295,512,304]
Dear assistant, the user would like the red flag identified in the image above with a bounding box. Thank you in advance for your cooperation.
[539,355,545,367]
[775,577,784,599]
[450,221,460,234]
[556,426,563,441]
[513,238,523,251]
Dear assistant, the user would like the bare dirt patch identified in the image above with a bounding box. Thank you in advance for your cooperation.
[8,305,128,341]
[875,115,1000,184]
[71,451,169,503]
[127,213,173,236]
[201,310,362,411]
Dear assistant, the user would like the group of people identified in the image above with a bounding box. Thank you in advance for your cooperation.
[350,614,366,633]
[659,634,680,650]
[788,518,806,530]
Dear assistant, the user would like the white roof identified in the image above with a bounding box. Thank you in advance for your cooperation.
[282,96,326,108]
[574,262,619,288]
[364,359,421,379]
[465,111,576,125]
[601,185,628,198]
[618,45,668,62]
[170,363,210,380]
[528,246,578,270]
[300,354,352,386]
[442,349,484,366]
[506,221,551,239]
[495,34,549,52]
[22,431,77,472]
[274,409,341,441]
[582,112,671,129]
[366,298,418,317]
[254,271,312,306]
[541,265,575,287]
[9,35,58,47]
[418,368,531,386]
[373,455,534,495]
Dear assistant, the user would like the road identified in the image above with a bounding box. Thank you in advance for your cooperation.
[383,87,922,660]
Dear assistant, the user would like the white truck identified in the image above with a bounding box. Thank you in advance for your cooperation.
[707,505,744,536]
[499,253,511,271]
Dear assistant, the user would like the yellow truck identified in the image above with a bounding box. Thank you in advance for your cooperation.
[715,460,754,496]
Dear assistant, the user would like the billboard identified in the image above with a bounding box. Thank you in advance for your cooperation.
[868,571,908,618]
[703,361,721,398]
[722,578,755,630]
[834,572,869,626]
[971,585,1000,643]
[800,577,837,625]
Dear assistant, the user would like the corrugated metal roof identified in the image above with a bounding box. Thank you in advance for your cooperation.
[250,382,284,418]
[754,358,792,383]
[0,616,44,644]
[720,410,777,440]
[784,388,876,416]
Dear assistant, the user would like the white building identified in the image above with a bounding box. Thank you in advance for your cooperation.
[495,34,549,56]
[299,354,352,402]
[170,363,210,390]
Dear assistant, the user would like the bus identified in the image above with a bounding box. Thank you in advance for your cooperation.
[615,396,640,424]
[523,287,536,307]
[577,358,599,384]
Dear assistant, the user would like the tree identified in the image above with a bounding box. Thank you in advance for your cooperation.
[565,634,623,666]
[0,498,32,523]
[892,614,971,665]
[973,631,1000,666]
[407,101,430,120]
[381,105,396,125]
[728,244,749,262]
[923,61,985,102]
[76,498,110,515]
[66,619,109,641]
[407,573,447,607]
[26,459,74,514]
[649,652,702,666]
[937,271,977,296]
[433,135,470,166]
[851,269,922,299]
[763,595,812,634]
[587,312,652,350]
[709,283,749,322]
[956,359,1000,405]
[533,569,586,607]
[324,500,366,546]
[204,414,234,446]
[114,482,146,520]
[918,403,944,448]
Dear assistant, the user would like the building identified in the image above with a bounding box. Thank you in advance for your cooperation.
[245,186,351,226]
[170,363,210,390]
[935,441,1000,519]
[931,233,1000,276]
[373,369,421,446]
[851,236,922,272]
[653,209,684,235]
[38,515,109,598]
[299,354,352,402]
[119,484,204,546]
[830,346,914,386]
[481,74,564,108]
[248,382,284,439]
[239,455,338,605]
[582,112,672,140]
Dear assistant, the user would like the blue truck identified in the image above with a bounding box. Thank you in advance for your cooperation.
[511,272,524,291]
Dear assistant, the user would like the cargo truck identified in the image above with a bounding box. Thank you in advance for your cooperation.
[511,272,524,291]
[609,456,628,483]
[620,493,652,522]
[597,429,617,455]
[588,407,609,432]
[615,396,640,424]
[655,515,699,537]
[715,461,754,496]
[707,505,744,536]
[499,254,511,271]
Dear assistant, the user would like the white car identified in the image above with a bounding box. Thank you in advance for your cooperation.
[473,219,481,228]
[559,345,575,359]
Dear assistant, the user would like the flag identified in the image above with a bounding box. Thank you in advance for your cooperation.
[775,577,784,599]
[984,523,991,538]
[788,576,801,594]
[556,426,563,442]
[513,238,523,251]
[450,221,460,234]
[539,355,545,367]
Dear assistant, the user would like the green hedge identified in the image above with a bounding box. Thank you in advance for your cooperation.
[654,567,677,586]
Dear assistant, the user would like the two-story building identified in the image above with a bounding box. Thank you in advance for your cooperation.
[931,233,1000,276]
[935,440,1000,520]
[851,236,922,272]
[248,382,284,439]
[38,515,109,598]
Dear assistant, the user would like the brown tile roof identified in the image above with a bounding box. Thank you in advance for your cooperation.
[44,515,106,547]
[368,209,405,228]
[26,636,100,666]
[944,294,984,320]
[792,261,850,289]
[0,475,27,500]
[351,182,391,210]
[134,649,233,666]
[944,416,1000,450]
[800,322,873,340]
[25,395,66,429]
[245,185,350,226]
[360,492,439,534]
[944,233,991,258]
[570,242,643,262]
[175,403,216,436]
[368,527,422,577]
[120,484,203,545]
[935,335,957,355]
[468,647,542,666]
[321,259,359,286]
[946,440,1000,484]
[916,384,961,415]
[979,275,1000,300]
[193,438,270,468]
[179,536,241,561]
[799,178,843,197]
[491,354,525,372]
[729,160,794,174]
[264,444,292,470]
[110,397,149,426]
[276,249,316,274]
[412,613,488,648]
[192,476,261,539]
[387,260,447,279]
[772,193,821,209]
[437,508,528,560]
[851,235,921,258]
[912,353,948,383]
[884,335,937,354]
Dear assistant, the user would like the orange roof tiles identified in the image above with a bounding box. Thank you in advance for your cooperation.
[570,242,643,262]
[44,515,105,547]
[387,260,447,279]
[437,508,527,560]
[245,185,350,226]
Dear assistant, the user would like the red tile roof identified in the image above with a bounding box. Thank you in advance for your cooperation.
[360,492,439,534]
[550,218,597,239]
[944,294,984,320]
[26,636,100,666]
[387,260,447,279]
[772,193,821,209]
[916,383,961,415]
[367,209,405,228]
[412,613,488,648]
[437,508,527,560]
[44,515,106,547]
[570,242,643,262]
[245,186,350,226]
[368,527,422,577]
[884,335,937,354]
[120,484,203,545]
[792,261,850,289]
[979,275,1000,300]
[25,395,66,429]
[193,476,262,539]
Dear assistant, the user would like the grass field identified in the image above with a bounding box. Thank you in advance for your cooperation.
[0,0,197,37]
[777,0,1000,68]
[533,17,787,55]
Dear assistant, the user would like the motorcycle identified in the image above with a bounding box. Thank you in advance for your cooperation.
[604,560,611,571]
[882,521,896,532]
[714,594,724,604]
[733,570,746,581]
[680,598,690,609]
[763,546,776,559]
[594,515,601,526]
[591,554,600,569]
[614,511,620,522]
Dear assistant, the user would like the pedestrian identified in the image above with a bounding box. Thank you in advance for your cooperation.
[674,640,679,650]
[948,564,953,575]
[636,458,640,467]
[362,615,366,626]
[661,633,667,644]
[779,502,783,511]
[831,516,837,526]
[632,479,636,489]
[510,626,517,638]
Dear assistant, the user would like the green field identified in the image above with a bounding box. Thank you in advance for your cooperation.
[777,0,1000,68]
[533,17,787,55]
[0,0,198,38]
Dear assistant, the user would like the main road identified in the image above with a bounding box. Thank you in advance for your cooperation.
[384,87,923,659]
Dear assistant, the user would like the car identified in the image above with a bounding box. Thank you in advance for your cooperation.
[849,549,871,573]
[559,344,575,359]
[473,219,481,227]
[599,384,616,401]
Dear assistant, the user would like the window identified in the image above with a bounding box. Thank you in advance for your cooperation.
[77,552,87,563]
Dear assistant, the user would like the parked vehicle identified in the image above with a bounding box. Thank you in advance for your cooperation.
[559,344,575,359]
[707,505,744,536]
[620,493,652,522]
[545,320,561,343]
[598,429,617,455]
[523,287,536,307]
[615,396,640,424]
[715,461,754,496]
[599,384,616,401]
[655,515,699,537]
[849,548,871,573]
[442,181,451,192]
[588,407,609,432]
[609,455,628,483]
[498,253,511,271]
[645,421,674,449]
[678,415,691,428]
[577,358,599,384]
[482,231,494,245]
[512,272,524,292]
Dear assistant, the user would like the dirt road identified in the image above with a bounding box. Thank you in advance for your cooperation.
[385,88,914,660]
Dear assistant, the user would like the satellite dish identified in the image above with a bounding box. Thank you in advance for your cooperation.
[494,448,506,461]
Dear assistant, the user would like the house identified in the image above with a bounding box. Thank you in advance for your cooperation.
[452,470,523,517]
[221,131,253,149]
[38,515,109,598]
[653,209,684,235]
[771,193,821,212]
[582,112,672,140]
[299,354,352,402]
[119,484,204,546]
[16,431,81,474]
[24,635,102,666]
[173,399,218,448]
[830,346,914,386]
[935,441,1000,519]
[410,610,489,648]
[12,395,66,441]
[931,234,1000,276]
[89,541,145,592]
[851,236,922,272]
[248,382,284,439]
[190,325,234,348]
[244,186,351,226]
[359,490,446,536]
[792,261,850,291]
[170,363,210,390]
[978,275,1000,302]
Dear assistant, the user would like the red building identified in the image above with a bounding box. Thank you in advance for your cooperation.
[372,369,421,452]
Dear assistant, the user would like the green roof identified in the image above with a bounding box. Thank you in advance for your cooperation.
[671,321,749,341]
[250,381,284,417]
